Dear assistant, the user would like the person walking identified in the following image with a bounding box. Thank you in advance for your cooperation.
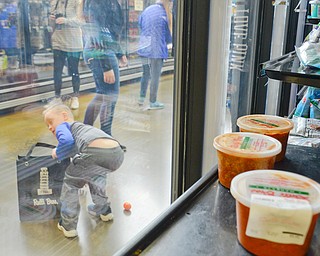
[137,0,172,110]
[50,0,83,109]
[80,0,127,135]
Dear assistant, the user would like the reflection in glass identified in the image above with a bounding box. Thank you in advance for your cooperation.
[0,0,174,254]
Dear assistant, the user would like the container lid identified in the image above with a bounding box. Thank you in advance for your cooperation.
[230,170,320,214]
[237,115,294,134]
[213,132,281,158]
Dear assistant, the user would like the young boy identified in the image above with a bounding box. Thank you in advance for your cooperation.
[43,102,124,238]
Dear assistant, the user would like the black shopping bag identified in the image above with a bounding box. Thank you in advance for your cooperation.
[16,142,70,222]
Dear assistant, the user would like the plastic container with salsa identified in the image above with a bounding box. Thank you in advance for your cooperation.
[230,170,320,256]
[213,132,281,189]
[237,114,294,162]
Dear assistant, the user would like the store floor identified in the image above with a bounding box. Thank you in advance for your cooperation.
[0,75,173,256]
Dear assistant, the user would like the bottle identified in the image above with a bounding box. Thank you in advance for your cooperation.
[310,0,320,18]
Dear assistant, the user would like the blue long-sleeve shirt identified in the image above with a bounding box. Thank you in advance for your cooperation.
[137,3,172,59]
[55,122,75,160]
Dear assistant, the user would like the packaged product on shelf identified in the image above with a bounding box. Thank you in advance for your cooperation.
[213,132,281,189]
[295,86,320,118]
[310,98,320,119]
[231,170,320,256]
[295,23,320,68]
[237,115,293,162]
[291,115,320,138]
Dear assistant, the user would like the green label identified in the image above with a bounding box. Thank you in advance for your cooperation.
[250,118,279,127]
[249,185,309,195]
[240,137,251,149]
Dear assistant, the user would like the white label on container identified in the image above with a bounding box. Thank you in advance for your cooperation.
[246,194,312,245]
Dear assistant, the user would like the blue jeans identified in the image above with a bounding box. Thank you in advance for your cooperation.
[140,57,164,103]
[83,54,120,135]
[60,146,124,230]
[53,50,81,97]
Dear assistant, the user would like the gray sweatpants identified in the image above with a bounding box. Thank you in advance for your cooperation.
[60,146,124,230]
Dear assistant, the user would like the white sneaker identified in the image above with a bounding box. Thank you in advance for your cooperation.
[44,97,62,108]
[70,97,79,110]
[57,220,78,238]
[138,96,145,106]
[149,101,164,110]
[52,97,63,104]
[87,204,114,222]
[100,212,114,222]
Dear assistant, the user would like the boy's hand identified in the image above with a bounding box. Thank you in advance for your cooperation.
[52,148,57,159]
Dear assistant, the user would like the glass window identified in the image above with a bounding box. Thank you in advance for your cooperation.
[0,0,175,254]
[227,0,260,131]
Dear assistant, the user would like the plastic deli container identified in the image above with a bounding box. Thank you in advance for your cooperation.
[213,132,281,189]
[231,170,320,256]
[237,115,294,162]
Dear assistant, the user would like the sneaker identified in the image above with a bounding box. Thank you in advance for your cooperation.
[70,97,79,110]
[87,204,113,222]
[44,97,62,108]
[149,101,164,110]
[51,97,63,104]
[138,96,145,106]
[57,220,78,238]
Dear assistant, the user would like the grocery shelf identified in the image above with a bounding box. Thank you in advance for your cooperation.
[259,51,320,88]
[306,16,320,25]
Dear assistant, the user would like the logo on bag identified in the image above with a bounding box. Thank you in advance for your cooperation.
[37,168,52,195]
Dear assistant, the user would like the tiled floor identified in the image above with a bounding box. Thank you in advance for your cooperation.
[0,75,173,255]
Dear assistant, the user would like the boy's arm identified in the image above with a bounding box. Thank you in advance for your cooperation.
[54,123,75,160]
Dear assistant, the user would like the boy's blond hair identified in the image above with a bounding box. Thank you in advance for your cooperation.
[43,100,74,120]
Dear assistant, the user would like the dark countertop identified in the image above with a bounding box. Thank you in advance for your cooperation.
[141,144,320,256]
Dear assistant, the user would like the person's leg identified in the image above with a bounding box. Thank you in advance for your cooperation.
[82,147,124,221]
[53,50,66,97]
[149,58,164,104]
[86,167,112,221]
[58,162,86,237]
[66,54,81,109]
[87,170,108,209]
[83,59,104,125]
[67,55,80,96]
[98,54,120,135]
[100,94,117,135]
[84,54,120,134]
[73,154,111,221]
[139,58,150,104]
[83,93,103,125]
